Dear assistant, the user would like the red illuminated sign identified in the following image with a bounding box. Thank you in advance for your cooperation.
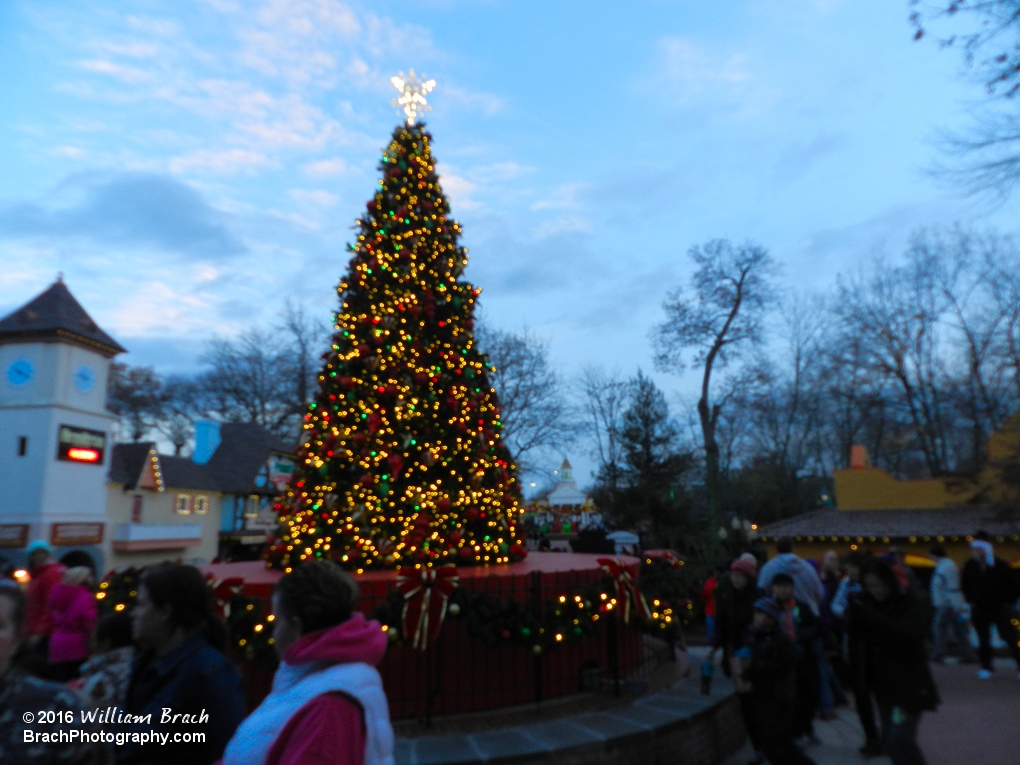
[67,447,101,463]
[56,425,106,465]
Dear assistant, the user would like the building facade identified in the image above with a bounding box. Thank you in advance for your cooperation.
[0,280,124,568]
[0,280,292,573]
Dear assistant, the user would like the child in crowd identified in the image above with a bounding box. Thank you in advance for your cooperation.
[71,612,134,707]
[770,572,823,742]
[742,595,817,765]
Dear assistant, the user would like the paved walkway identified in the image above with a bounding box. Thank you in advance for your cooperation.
[722,658,1020,765]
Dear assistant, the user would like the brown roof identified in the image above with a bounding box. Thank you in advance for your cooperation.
[758,507,1020,541]
[0,279,126,356]
[107,442,155,487]
[109,423,289,494]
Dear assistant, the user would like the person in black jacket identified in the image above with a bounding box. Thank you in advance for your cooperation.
[961,535,1020,679]
[741,596,817,765]
[708,556,762,761]
[770,572,822,743]
[847,558,939,765]
[117,564,246,765]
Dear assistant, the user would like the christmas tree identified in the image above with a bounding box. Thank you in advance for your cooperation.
[267,73,526,572]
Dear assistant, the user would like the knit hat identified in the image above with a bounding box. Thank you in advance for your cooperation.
[26,540,51,556]
[970,539,994,566]
[730,557,757,580]
[753,595,785,623]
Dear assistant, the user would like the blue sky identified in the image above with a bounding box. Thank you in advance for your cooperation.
[0,1,1014,480]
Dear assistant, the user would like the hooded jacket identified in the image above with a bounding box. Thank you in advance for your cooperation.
[25,562,65,637]
[48,583,97,664]
[757,554,825,615]
[222,612,394,765]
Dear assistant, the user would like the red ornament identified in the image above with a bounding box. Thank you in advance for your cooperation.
[387,454,403,476]
[466,507,479,521]
[458,547,473,560]
[437,498,452,512]
[359,474,374,486]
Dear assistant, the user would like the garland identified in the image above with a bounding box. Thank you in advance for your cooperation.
[97,554,695,660]
[372,555,694,653]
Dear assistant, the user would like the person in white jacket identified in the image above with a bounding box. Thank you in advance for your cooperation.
[929,545,976,664]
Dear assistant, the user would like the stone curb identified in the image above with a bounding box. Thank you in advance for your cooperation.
[395,674,740,765]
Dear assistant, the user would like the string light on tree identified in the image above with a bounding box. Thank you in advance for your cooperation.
[266,74,526,572]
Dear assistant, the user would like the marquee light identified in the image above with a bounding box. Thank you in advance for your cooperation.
[66,447,101,463]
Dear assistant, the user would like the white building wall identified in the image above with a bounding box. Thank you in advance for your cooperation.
[0,340,115,564]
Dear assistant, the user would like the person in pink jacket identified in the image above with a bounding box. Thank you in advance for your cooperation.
[47,566,97,682]
[221,561,394,765]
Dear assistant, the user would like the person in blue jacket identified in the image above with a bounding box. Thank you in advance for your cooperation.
[117,564,245,765]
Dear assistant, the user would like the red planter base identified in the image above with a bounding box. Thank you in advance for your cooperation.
[201,553,645,719]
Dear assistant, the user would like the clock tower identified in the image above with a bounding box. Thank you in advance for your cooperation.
[0,278,126,568]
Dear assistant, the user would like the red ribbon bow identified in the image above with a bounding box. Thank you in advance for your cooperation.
[204,575,245,619]
[395,565,459,650]
[597,557,650,624]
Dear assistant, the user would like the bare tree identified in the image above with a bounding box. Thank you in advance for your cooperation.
[194,329,296,439]
[911,1,1020,196]
[474,324,573,470]
[279,300,331,416]
[837,251,955,475]
[107,363,164,442]
[190,305,331,443]
[156,376,198,456]
[578,367,631,498]
[923,229,1014,468]
[652,239,776,530]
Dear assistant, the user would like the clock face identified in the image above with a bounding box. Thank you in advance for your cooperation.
[74,365,96,392]
[6,359,34,387]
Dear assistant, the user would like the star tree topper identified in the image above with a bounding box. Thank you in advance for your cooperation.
[390,69,436,125]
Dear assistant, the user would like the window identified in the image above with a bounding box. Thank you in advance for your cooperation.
[131,495,143,524]
[17,437,27,457]
[193,496,209,515]
[175,494,192,514]
[243,495,260,518]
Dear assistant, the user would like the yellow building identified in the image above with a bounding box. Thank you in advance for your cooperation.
[759,422,1020,568]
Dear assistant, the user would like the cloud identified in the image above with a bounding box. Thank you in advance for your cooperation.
[78,59,152,84]
[442,85,506,116]
[303,157,348,176]
[107,279,216,334]
[655,37,778,117]
[289,188,339,206]
[438,173,478,209]
[772,134,843,185]
[169,148,272,174]
[0,172,245,258]
[532,183,589,211]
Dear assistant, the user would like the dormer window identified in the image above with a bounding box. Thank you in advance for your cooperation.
[193,496,209,515]
[175,494,192,514]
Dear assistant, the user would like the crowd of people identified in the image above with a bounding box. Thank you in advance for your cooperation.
[0,540,394,765]
[704,533,1020,765]
[1,533,1017,765]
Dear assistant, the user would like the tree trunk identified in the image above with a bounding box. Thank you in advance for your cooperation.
[698,396,720,542]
